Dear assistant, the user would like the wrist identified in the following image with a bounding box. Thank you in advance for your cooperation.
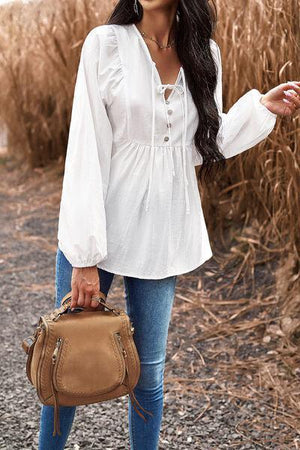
[260,94,268,107]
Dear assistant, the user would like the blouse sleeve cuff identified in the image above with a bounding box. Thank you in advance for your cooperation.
[58,243,107,268]
[254,89,278,120]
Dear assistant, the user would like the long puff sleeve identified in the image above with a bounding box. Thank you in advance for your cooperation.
[57,28,113,267]
[211,40,278,159]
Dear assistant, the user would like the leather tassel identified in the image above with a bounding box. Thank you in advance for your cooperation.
[128,384,154,421]
[124,356,153,421]
[52,392,61,437]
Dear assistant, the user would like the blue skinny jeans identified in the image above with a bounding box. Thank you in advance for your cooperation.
[38,247,177,450]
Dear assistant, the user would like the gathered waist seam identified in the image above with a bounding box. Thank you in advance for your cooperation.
[116,141,195,149]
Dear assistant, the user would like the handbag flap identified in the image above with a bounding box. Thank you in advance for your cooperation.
[52,312,126,396]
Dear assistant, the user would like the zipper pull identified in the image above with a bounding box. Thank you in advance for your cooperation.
[52,338,62,364]
[130,320,135,335]
[116,333,127,358]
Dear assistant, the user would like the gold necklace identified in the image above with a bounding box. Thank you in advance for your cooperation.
[138,27,176,49]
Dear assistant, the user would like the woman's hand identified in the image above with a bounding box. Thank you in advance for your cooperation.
[260,81,300,116]
[70,266,103,309]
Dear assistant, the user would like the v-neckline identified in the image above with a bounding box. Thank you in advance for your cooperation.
[131,23,182,102]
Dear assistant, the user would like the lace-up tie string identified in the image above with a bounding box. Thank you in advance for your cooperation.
[145,64,190,215]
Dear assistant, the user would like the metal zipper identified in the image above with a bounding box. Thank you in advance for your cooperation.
[130,321,135,335]
[36,320,50,404]
[52,337,63,364]
[115,332,127,359]
[50,337,63,436]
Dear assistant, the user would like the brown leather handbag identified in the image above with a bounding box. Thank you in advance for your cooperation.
[22,290,153,436]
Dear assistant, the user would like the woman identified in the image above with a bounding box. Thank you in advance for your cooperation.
[38,0,300,448]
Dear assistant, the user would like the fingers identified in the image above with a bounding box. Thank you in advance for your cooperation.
[77,289,85,307]
[90,296,101,308]
[283,90,300,111]
[83,288,99,308]
[285,81,300,91]
[83,290,91,308]
[281,81,300,115]
[282,100,296,116]
[70,283,79,309]
[284,81,300,98]
[70,267,101,310]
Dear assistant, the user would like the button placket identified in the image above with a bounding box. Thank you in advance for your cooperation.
[157,84,184,178]
[162,93,175,176]
[165,106,173,142]
[165,102,172,143]
[160,91,172,145]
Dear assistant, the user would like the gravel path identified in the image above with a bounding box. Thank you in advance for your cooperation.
[0,160,298,449]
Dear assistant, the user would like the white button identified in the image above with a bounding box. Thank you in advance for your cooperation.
[164,136,169,142]
[165,100,170,104]
[167,109,173,115]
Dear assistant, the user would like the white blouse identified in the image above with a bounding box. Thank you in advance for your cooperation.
[57,23,278,279]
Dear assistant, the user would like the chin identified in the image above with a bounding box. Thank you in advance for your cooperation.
[139,0,176,10]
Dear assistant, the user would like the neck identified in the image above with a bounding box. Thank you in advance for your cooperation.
[135,8,178,47]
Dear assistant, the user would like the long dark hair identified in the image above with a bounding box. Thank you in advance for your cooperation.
[106,0,226,183]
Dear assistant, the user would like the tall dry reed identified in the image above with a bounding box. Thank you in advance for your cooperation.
[200,0,300,301]
[0,0,113,166]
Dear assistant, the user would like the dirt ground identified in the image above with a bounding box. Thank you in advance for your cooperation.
[0,155,299,450]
